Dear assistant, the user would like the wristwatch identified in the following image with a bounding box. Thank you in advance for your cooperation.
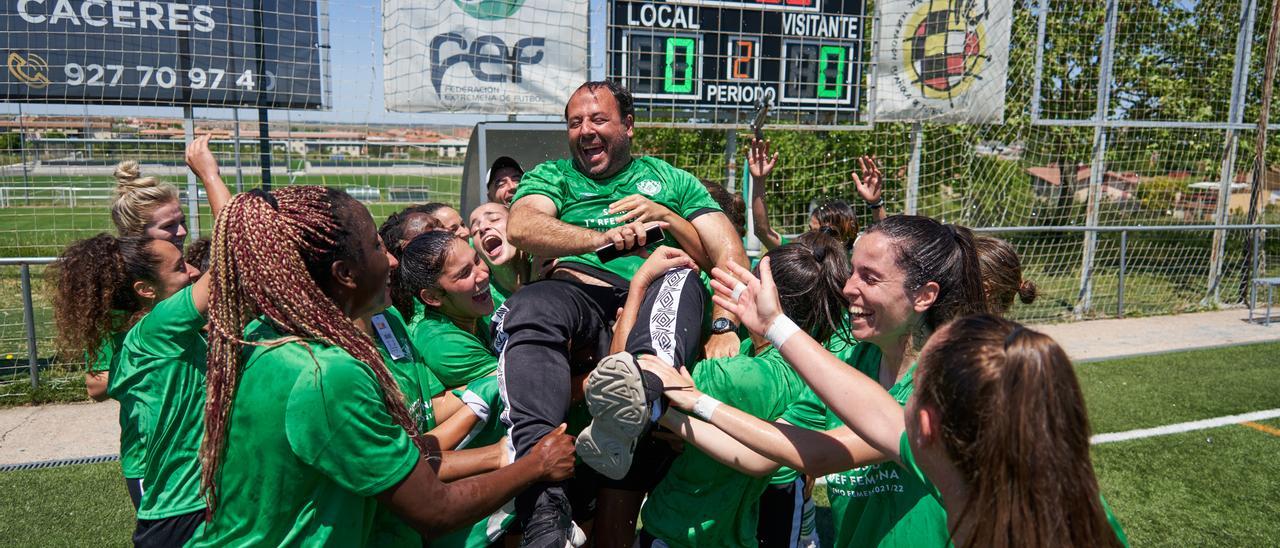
[711,317,738,335]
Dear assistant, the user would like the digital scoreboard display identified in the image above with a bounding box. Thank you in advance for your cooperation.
[608,0,866,115]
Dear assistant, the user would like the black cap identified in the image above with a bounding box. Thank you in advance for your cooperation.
[486,156,524,189]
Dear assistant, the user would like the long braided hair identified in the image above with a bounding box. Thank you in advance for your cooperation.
[200,186,424,513]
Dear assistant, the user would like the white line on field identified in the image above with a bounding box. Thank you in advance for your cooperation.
[1091,408,1280,444]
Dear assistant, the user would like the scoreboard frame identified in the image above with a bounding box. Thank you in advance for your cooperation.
[608,0,869,125]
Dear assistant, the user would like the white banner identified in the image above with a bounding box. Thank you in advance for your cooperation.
[383,0,589,114]
[874,0,1011,124]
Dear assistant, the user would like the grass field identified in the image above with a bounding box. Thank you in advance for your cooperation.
[0,342,1277,546]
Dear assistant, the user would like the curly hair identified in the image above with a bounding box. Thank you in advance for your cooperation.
[48,234,158,365]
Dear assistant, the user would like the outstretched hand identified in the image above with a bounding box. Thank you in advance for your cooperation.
[851,155,883,204]
[709,258,783,337]
[747,138,778,183]
[633,246,698,291]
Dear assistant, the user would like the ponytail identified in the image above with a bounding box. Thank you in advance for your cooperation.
[202,187,424,514]
[767,231,850,345]
[112,160,179,236]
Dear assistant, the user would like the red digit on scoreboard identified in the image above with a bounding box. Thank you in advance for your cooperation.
[732,40,755,79]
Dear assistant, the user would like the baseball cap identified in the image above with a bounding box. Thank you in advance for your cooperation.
[486,156,524,189]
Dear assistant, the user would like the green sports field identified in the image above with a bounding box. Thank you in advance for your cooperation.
[1,342,1277,546]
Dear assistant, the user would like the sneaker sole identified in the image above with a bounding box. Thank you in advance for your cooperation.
[578,352,648,480]
[583,352,648,437]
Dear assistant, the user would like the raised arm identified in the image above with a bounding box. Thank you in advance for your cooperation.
[852,155,887,223]
[185,134,231,219]
[710,259,906,461]
[378,424,576,539]
[748,139,784,250]
[641,355,888,477]
[509,194,652,258]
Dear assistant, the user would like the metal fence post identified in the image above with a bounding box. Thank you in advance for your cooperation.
[21,264,38,389]
[183,106,199,239]
[906,122,922,215]
[1208,0,1258,304]
[1118,230,1127,318]
[1076,0,1119,319]
[233,108,245,193]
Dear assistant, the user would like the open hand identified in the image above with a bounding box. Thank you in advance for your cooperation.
[748,138,778,182]
[637,355,700,412]
[852,155,882,204]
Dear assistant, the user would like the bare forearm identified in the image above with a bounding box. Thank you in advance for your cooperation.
[777,334,905,457]
[609,288,648,354]
[201,173,231,219]
[509,209,601,257]
[708,409,886,476]
[666,216,713,271]
[751,191,782,250]
[660,410,778,476]
[84,372,109,402]
[433,443,502,481]
[426,410,481,451]
[390,457,541,538]
[872,207,887,222]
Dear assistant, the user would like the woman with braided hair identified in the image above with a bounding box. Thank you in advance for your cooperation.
[190,187,575,546]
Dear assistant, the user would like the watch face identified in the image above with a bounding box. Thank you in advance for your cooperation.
[712,318,733,333]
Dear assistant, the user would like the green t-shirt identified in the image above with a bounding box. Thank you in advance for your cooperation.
[411,310,497,389]
[189,320,421,547]
[790,343,950,548]
[90,331,150,480]
[512,156,721,286]
[489,282,510,312]
[108,285,207,520]
[642,344,809,547]
[374,307,446,434]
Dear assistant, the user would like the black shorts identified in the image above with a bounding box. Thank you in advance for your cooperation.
[124,477,143,511]
[757,477,806,548]
[133,508,204,548]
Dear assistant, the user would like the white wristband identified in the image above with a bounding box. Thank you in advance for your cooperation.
[692,394,722,422]
[765,315,802,349]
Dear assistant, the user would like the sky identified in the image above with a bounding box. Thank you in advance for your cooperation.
[0,0,600,127]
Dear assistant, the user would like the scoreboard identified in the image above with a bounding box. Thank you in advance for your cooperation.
[608,0,867,115]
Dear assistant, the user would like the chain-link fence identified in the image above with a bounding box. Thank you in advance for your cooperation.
[1,0,1278,393]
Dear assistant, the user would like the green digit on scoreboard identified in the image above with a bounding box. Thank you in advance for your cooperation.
[664,37,695,94]
[817,45,846,98]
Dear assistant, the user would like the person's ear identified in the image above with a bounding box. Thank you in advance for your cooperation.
[420,287,445,308]
[624,113,635,137]
[912,281,940,313]
[330,259,358,291]
[133,279,157,301]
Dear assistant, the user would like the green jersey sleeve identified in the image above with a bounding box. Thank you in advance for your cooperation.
[511,160,567,212]
[127,285,206,356]
[414,312,499,389]
[285,354,419,497]
[648,157,721,220]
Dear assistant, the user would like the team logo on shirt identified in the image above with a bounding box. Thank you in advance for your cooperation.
[636,179,662,196]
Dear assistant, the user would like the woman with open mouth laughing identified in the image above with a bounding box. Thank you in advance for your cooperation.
[640,215,990,548]
[469,202,530,311]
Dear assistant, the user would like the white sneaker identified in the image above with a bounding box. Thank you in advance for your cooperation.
[576,352,648,480]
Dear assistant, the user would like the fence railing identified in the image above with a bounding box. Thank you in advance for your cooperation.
[3,224,1276,389]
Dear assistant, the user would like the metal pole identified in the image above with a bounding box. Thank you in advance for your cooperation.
[21,264,38,389]
[1208,0,1258,303]
[1117,231,1127,318]
[725,130,738,193]
[16,103,29,193]
[255,0,272,190]
[183,106,199,239]
[906,121,922,214]
[1241,0,1280,302]
[258,109,272,190]
[233,108,244,193]
[1076,0,1120,319]
[1030,0,1049,123]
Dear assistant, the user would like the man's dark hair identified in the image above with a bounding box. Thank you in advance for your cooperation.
[565,81,635,120]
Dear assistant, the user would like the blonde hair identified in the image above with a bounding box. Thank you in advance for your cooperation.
[111,160,179,236]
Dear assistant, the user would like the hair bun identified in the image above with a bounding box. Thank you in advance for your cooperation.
[1018,279,1038,304]
[114,160,143,184]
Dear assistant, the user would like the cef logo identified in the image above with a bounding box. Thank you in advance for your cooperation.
[454,0,525,20]
[7,52,50,89]
[901,0,990,100]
